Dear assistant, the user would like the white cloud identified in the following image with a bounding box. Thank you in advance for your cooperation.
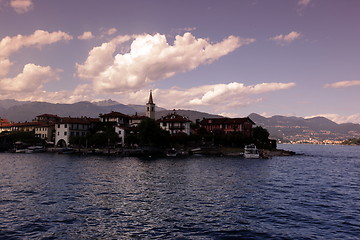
[77,32,255,93]
[306,113,360,124]
[119,82,295,114]
[297,0,312,15]
[324,80,360,88]
[0,58,12,77]
[187,82,296,107]
[270,31,301,45]
[78,31,94,40]
[107,28,117,35]
[298,0,311,7]
[0,64,58,92]
[0,80,295,116]
[0,30,73,58]
[0,30,72,95]
[76,35,133,80]
[10,0,33,13]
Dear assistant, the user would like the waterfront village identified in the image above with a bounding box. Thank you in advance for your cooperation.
[0,92,292,157]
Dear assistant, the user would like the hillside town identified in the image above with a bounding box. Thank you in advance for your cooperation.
[0,92,265,155]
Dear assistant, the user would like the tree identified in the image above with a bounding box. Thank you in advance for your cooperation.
[8,131,45,146]
[252,126,272,149]
[69,122,120,148]
[138,118,169,146]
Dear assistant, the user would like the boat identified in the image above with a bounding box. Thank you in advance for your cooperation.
[25,146,45,153]
[58,148,74,154]
[15,149,26,153]
[166,148,178,157]
[244,144,260,159]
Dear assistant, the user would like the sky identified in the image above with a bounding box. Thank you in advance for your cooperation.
[0,0,359,123]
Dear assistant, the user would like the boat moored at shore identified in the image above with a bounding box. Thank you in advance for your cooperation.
[244,144,260,159]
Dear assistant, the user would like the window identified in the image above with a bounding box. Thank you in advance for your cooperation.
[58,124,60,128]
[64,131,67,136]
[64,124,67,128]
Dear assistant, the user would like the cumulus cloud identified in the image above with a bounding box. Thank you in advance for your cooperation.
[10,0,33,13]
[0,58,12,77]
[0,30,73,58]
[76,35,134,80]
[270,31,301,45]
[0,30,72,94]
[120,82,295,113]
[78,31,94,40]
[187,82,296,107]
[77,32,255,93]
[0,64,58,92]
[323,80,360,88]
[0,80,295,116]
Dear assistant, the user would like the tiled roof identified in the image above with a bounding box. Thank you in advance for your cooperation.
[0,118,10,125]
[36,114,60,118]
[130,114,147,120]
[11,121,44,127]
[60,117,100,124]
[158,112,191,123]
[200,117,255,125]
[100,111,130,118]
[35,123,55,127]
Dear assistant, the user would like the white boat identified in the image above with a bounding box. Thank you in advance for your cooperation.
[25,146,45,153]
[244,144,260,159]
[166,148,178,157]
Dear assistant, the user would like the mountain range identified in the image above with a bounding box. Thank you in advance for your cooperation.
[1,99,360,141]
[0,99,219,123]
[249,113,360,142]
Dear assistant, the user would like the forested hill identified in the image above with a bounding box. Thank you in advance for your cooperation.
[249,113,360,142]
[0,99,219,122]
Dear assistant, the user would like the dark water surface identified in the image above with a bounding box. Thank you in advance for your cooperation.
[0,144,359,239]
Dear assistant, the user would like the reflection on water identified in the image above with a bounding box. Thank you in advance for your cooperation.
[0,145,359,239]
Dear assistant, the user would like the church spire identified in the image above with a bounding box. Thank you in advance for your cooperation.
[148,90,154,104]
[146,90,155,119]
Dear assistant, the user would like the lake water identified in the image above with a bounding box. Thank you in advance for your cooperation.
[0,144,359,239]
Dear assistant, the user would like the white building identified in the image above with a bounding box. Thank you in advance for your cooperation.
[35,124,55,143]
[158,111,191,135]
[99,111,130,126]
[55,117,99,147]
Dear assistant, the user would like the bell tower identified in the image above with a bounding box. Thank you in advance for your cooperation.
[146,90,155,119]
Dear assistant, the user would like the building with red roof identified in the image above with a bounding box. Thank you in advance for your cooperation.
[199,117,255,137]
[55,117,100,147]
[158,111,191,135]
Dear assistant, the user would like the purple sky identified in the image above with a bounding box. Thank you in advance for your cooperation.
[0,0,359,123]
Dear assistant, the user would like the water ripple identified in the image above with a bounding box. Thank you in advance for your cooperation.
[0,145,359,239]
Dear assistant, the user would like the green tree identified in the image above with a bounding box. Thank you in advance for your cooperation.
[138,118,169,146]
[70,122,120,148]
[252,126,272,149]
[8,131,45,146]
